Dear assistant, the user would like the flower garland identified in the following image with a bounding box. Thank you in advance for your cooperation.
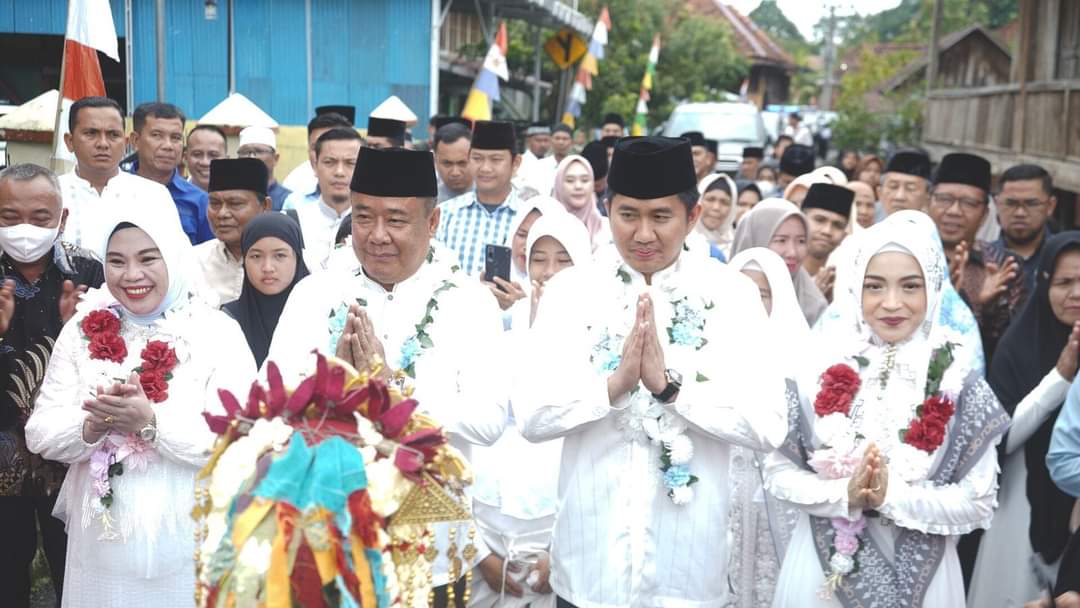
[810,343,958,598]
[327,268,458,379]
[589,264,713,506]
[80,307,178,537]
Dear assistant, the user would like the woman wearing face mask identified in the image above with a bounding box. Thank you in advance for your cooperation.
[552,155,608,252]
[24,202,256,607]
[470,210,591,607]
[731,198,828,325]
[764,214,1007,607]
[726,247,807,608]
[969,232,1080,608]
[223,214,311,368]
[694,174,739,261]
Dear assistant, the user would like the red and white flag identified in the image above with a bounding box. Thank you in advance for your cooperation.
[63,0,119,100]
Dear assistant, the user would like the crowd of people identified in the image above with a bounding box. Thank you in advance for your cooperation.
[2,94,1080,608]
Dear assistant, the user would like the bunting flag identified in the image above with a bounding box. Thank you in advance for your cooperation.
[562,6,611,127]
[631,35,661,137]
[461,21,509,122]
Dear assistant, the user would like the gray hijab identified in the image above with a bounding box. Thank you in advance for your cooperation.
[731,198,828,325]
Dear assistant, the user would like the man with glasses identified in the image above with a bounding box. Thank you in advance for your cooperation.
[237,126,292,211]
[929,152,1022,361]
[994,164,1058,295]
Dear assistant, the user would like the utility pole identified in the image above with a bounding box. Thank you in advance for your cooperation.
[819,4,838,111]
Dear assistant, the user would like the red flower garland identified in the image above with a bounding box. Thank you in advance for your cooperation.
[814,364,862,418]
[81,309,177,403]
[900,395,956,453]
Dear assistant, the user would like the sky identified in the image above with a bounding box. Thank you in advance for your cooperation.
[727,0,904,41]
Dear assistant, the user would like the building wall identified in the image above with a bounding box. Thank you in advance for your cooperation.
[0,0,432,128]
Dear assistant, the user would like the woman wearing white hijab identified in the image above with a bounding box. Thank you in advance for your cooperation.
[764,214,1008,607]
[731,198,829,325]
[25,202,256,607]
[726,247,807,607]
[471,211,591,608]
[694,173,739,260]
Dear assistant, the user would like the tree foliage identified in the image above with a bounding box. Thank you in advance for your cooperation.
[749,0,808,52]
[567,0,747,131]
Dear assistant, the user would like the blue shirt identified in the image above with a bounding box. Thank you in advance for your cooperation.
[436,188,520,276]
[281,188,320,212]
[129,161,213,245]
[267,180,292,212]
[1049,376,1080,497]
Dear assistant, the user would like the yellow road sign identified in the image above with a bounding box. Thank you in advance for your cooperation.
[545,28,587,70]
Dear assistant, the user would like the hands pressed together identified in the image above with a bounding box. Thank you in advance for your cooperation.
[847,442,889,511]
[334,304,390,379]
[607,294,671,404]
[81,371,156,443]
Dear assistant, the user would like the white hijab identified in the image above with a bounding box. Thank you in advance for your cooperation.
[97,200,198,325]
[694,173,739,258]
[510,210,592,330]
[504,195,567,286]
[729,247,809,378]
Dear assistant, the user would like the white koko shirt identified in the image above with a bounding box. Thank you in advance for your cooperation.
[59,168,181,251]
[514,252,788,608]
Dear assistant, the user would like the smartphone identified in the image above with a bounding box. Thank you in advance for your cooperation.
[483,244,512,288]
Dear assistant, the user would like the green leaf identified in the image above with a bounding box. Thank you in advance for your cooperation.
[418,334,434,349]
[688,475,699,486]
[617,268,631,284]
[695,372,709,382]
[355,297,367,307]
[101,494,113,508]
[704,301,715,310]
[897,429,908,442]
[853,356,870,369]
[666,327,675,342]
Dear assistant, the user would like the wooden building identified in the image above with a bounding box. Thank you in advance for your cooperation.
[922,0,1080,203]
[688,1,796,108]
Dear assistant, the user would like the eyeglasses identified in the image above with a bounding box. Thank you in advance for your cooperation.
[999,198,1047,212]
[237,147,274,158]
[930,192,985,211]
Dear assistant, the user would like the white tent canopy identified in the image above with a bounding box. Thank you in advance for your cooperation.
[198,92,278,129]
[369,95,418,126]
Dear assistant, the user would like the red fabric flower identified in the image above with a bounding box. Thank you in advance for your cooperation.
[140,371,169,403]
[814,364,862,418]
[81,310,120,338]
[920,395,956,426]
[140,340,177,374]
[88,333,127,363]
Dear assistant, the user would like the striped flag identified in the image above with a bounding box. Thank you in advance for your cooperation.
[55,0,119,163]
[63,0,119,100]
[461,21,509,122]
[631,35,660,136]
[562,6,611,127]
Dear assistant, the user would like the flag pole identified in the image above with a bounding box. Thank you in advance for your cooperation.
[50,0,74,172]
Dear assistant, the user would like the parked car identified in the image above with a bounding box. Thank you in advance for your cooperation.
[663,102,769,174]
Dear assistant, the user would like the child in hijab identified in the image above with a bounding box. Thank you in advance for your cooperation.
[731,198,828,325]
[470,210,591,608]
[223,214,311,368]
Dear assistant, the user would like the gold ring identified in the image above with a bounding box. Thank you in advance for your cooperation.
[105,416,114,425]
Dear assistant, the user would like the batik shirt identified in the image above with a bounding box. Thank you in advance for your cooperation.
[0,242,103,496]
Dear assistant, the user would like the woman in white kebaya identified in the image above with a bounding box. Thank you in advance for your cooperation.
[25,202,255,607]
[765,213,1008,607]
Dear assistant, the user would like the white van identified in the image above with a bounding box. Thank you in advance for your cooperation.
[663,101,768,174]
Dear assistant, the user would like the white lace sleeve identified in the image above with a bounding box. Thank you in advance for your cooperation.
[763,449,859,520]
[1006,369,1070,454]
[877,439,1000,535]
[25,318,102,464]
